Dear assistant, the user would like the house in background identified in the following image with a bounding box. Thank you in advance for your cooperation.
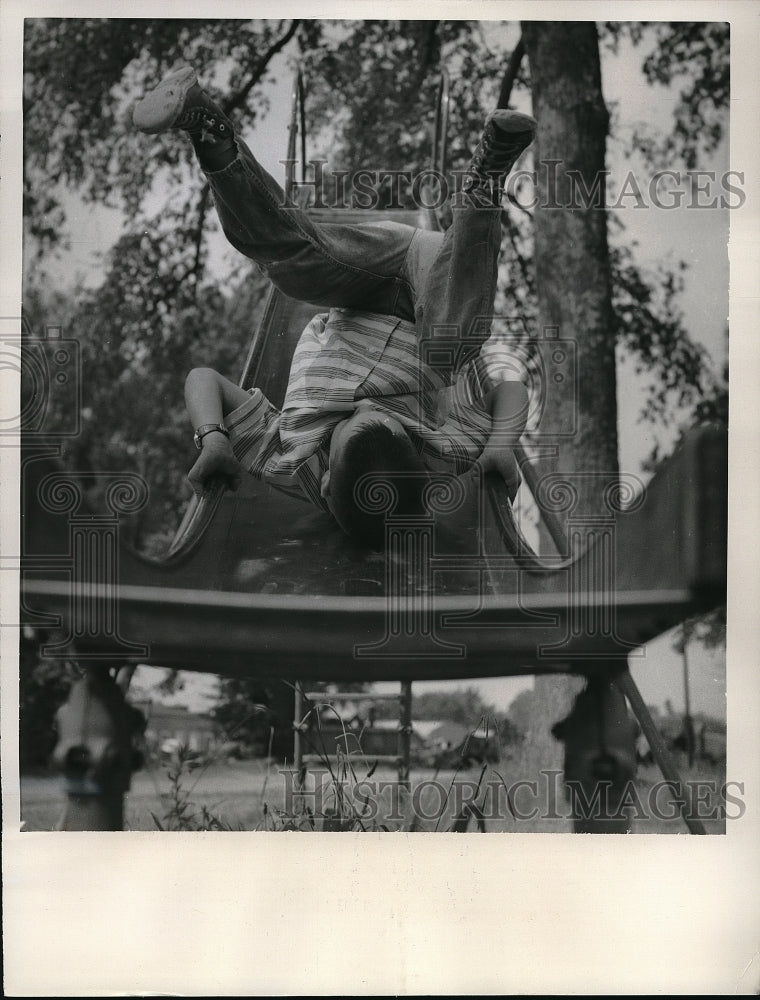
[135,700,221,761]
[426,721,500,766]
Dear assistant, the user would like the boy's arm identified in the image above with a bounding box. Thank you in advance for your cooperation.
[475,380,529,502]
[185,366,251,426]
[184,368,250,494]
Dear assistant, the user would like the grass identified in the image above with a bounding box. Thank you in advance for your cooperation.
[19,748,727,834]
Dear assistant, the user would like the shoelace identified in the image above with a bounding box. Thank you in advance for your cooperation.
[474,128,532,173]
[175,106,230,134]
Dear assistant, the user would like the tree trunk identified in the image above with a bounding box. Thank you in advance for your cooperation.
[521,21,619,512]
[519,23,625,828]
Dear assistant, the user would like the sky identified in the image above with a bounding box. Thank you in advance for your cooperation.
[36,23,729,721]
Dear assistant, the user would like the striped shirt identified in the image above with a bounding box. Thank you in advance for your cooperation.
[226,307,523,511]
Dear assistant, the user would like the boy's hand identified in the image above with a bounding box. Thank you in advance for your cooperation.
[476,444,521,502]
[433,466,481,551]
[187,435,242,495]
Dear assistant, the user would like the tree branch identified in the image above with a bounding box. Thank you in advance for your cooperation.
[190,184,211,287]
[416,21,440,88]
[503,191,533,220]
[497,36,525,109]
[501,211,534,295]
[223,19,302,116]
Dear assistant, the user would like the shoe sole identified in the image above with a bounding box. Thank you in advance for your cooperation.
[489,110,537,135]
[133,66,198,133]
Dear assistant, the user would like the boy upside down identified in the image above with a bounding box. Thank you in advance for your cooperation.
[133,67,534,550]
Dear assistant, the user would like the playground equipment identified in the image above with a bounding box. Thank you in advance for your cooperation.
[18,70,727,832]
[293,684,414,791]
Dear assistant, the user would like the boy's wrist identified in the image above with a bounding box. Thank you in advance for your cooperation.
[193,423,229,450]
[199,430,231,449]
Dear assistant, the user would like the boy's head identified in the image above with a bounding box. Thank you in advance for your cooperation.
[322,407,428,549]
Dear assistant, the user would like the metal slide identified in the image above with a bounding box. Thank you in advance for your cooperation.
[17,69,727,833]
[19,68,727,683]
[19,414,727,683]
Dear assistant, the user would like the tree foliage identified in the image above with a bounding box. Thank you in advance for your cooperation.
[603,21,729,168]
[19,628,78,769]
[610,242,714,426]
[299,21,526,177]
[24,19,301,550]
[24,19,302,253]
[674,606,727,654]
[299,20,727,452]
[24,258,268,552]
[212,677,295,758]
[506,687,539,737]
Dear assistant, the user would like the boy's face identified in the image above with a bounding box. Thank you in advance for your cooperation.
[320,404,410,525]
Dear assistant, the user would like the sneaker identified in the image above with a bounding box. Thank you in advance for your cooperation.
[132,65,234,143]
[462,110,536,201]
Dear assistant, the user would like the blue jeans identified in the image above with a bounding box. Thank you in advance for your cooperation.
[206,139,502,360]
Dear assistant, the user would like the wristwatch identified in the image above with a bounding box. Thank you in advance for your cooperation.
[193,423,229,450]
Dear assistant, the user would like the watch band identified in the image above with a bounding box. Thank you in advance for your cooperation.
[194,423,229,450]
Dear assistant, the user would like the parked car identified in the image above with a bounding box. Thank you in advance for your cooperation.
[159,737,182,762]
[699,724,727,765]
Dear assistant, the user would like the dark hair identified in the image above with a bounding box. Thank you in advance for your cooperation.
[329,421,428,550]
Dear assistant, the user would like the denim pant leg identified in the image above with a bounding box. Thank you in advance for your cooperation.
[206,139,423,319]
[406,204,503,379]
[205,138,502,377]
